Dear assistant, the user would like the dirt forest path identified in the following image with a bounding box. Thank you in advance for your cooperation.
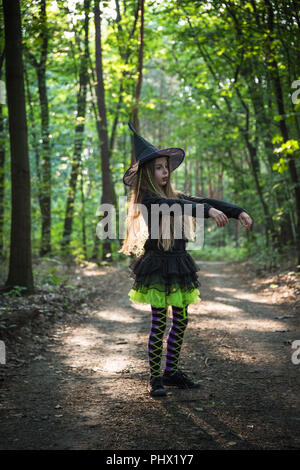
[0,260,299,450]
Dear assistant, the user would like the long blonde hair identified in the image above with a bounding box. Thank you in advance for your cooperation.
[119,157,195,257]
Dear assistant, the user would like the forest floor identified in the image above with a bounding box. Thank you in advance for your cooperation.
[0,257,299,451]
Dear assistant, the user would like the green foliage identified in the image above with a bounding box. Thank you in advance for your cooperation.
[33,265,64,286]
[192,239,249,262]
[1,0,298,269]
[5,286,28,297]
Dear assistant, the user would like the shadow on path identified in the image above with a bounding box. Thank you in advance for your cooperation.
[0,261,299,450]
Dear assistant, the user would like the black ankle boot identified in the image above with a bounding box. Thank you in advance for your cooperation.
[162,369,200,389]
[148,376,167,396]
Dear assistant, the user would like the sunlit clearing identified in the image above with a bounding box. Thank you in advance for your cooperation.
[130,303,151,313]
[204,271,228,278]
[62,324,134,374]
[96,308,138,323]
[81,267,109,277]
[198,300,242,314]
[101,355,130,373]
[64,325,102,349]
[191,316,287,332]
[213,286,272,304]
[192,298,287,332]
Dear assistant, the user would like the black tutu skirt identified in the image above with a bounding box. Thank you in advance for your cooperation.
[128,249,201,301]
[127,250,202,314]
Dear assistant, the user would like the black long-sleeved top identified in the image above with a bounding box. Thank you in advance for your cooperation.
[140,191,246,252]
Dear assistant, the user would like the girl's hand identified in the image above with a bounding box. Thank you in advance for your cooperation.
[238,211,253,230]
[208,207,229,227]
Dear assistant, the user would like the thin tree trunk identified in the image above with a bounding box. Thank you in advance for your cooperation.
[184,152,188,193]
[61,0,90,252]
[0,68,5,259]
[111,0,139,157]
[207,154,213,197]
[2,0,33,293]
[132,0,144,133]
[80,163,87,259]
[199,157,204,196]
[26,0,51,256]
[195,157,200,197]
[38,62,51,255]
[93,0,116,261]
[188,159,192,194]
[247,72,294,249]
[196,5,280,253]
[24,65,43,217]
[265,0,300,265]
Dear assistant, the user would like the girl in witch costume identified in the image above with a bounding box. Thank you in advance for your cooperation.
[119,123,252,397]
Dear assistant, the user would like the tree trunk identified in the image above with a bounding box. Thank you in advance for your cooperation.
[231,76,279,250]
[2,0,33,293]
[247,72,294,250]
[265,0,300,266]
[24,64,43,214]
[26,0,51,256]
[0,68,5,259]
[111,0,139,159]
[61,0,90,253]
[37,59,51,256]
[184,154,188,193]
[195,157,200,197]
[132,0,144,133]
[93,0,116,261]
[80,163,87,259]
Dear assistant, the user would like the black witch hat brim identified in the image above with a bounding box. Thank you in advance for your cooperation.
[123,122,185,187]
[123,147,185,187]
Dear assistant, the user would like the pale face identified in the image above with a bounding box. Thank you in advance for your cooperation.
[154,156,169,189]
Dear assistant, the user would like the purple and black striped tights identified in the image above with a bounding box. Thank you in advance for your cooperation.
[148,305,189,379]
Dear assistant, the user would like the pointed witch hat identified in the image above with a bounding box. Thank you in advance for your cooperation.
[123,122,185,187]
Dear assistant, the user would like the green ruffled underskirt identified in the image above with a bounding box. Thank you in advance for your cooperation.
[128,285,202,310]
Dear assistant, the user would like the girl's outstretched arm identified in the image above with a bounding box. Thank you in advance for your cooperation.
[141,192,252,229]
[179,193,246,219]
[179,193,252,229]
[141,192,214,218]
